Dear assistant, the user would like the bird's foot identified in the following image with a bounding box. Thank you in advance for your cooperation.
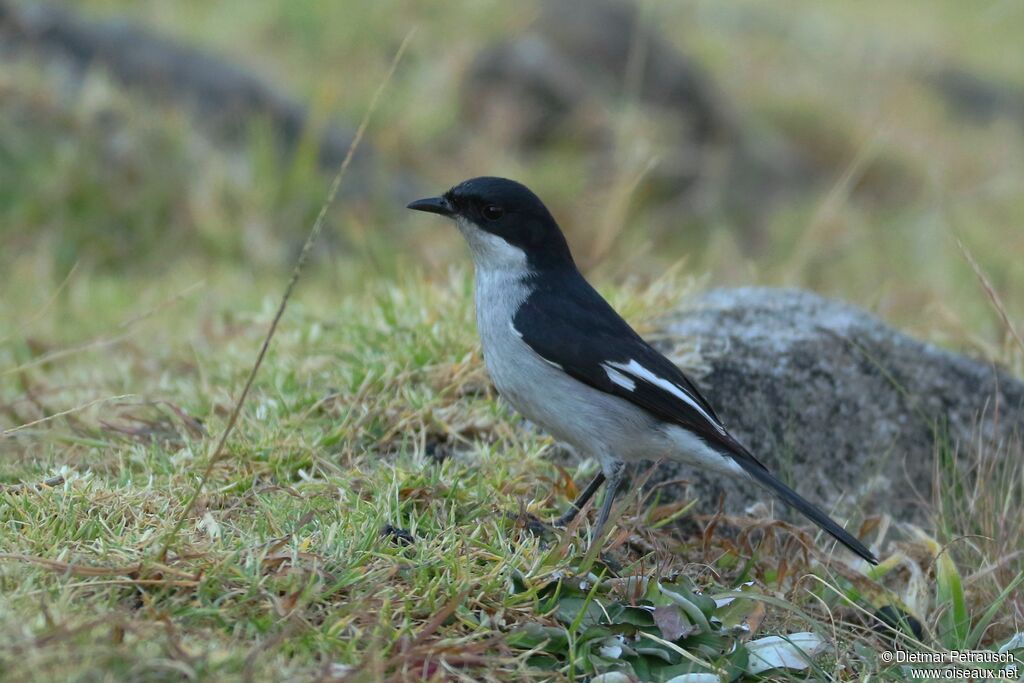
[552,506,586,528]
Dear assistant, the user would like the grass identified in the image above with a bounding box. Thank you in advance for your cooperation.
[3,267,1021,680]
[2,0,1024,680]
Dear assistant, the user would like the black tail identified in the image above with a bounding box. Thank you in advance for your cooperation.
[737,459,878,564]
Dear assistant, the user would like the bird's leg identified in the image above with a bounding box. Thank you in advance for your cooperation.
[553,471,606,527]
[591,463,626,545]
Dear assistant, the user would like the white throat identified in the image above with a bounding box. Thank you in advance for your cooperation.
[456,217,529,275]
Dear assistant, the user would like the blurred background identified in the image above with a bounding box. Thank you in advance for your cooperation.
[2,0,1022,354]
[4,4,1024,673]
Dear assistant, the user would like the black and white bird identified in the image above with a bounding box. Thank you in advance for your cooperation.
[407,177,877,564]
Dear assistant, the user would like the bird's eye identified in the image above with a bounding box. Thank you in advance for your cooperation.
[482,205,504,221]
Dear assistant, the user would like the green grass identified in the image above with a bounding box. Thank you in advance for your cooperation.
[2,0,1024,680]
[3,265,1021,680]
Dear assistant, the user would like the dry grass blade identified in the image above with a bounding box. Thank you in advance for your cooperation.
[0,474,65,493]
[242,618,301,683]
[1,281,203,377]
[956,236,1024,356]
[370,588,472,680]
[154,29,417,563]
[785,130,882,278]
[1,394,136,438]
[0,553,200,581]
[0,553,142,577]
[0,262,78,345]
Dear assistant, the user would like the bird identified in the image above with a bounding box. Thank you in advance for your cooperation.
[407,176,877,564]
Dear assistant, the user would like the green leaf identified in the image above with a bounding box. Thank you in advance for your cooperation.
[966,570,1024,649]
[724,646,750,681]
[680,632,730,652]
[713,597,756,631]
[657,583,712,633]
[523,654,561,670]
[661,577,718,617]
[555,596,606,632]
[635,644,679,663]
[629,655,653,680]
[587,653,628,675]
[579,625,615,644]
[935,548,969,647]
[606,603,656,627]
[506,624,569,654]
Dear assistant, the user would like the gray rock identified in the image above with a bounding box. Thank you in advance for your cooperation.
[651,287,1024,522]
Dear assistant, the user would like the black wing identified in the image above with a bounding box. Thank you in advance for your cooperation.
[513,272,766,471]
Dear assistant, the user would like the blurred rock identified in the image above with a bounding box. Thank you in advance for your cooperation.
[463,1,734,148]
[462,35,603,150]
[925,65,1024,127]
[651,287,1024,522]
[461,0,814,250]
[537,0,736,144]
[0,0,408,194]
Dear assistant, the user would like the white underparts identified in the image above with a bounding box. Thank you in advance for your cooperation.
[665,425,745,475]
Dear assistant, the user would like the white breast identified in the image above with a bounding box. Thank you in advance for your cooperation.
[462,220,736,476]
[473,265,667,467]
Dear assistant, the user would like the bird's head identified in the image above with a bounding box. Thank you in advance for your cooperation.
[407,177,575,273]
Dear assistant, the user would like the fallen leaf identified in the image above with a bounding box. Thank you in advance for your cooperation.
[653,605,696,642]
[665,674,723,683]
[746,632,826,674]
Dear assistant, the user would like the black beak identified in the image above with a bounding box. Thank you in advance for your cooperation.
[406,196,454,218]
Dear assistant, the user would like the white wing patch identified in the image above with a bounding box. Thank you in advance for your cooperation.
[607,359,725,434]
[601,363,636,391]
